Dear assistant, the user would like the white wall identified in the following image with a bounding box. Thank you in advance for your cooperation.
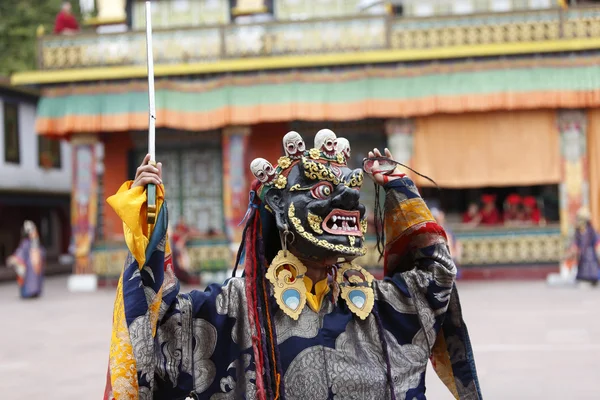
[0,99,72,193]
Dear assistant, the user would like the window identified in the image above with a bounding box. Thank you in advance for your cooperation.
[132,0,231,29]
[420,184,560,226]
[130,138,225,235]
[38,136,62,169]
[3,102,20,164]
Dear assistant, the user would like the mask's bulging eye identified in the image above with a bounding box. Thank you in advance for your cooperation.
[311,182,333,200]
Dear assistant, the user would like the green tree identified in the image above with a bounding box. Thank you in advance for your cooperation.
[0,0,82,75]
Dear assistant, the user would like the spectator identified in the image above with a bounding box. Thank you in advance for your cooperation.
[169,220,200,285]
[6,221,45,299]
[522,196,541,225]
[54,1,79,35]
[479,194,502,225]
[462,202,481,226]
[503,194,523,226]
[567,208,600,286]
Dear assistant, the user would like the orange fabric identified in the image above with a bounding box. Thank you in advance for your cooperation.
[412,110,561,188]
[588,109,600,230]
[37,91,600,137]
[245,123,287,184]
[103,134,134,240]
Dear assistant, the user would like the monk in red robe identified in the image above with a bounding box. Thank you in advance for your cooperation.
[523,196,541,225]
[503,194,523,226]
[54,2,79,35]
[170,220,201,285]
[480,194,502,225]
[462,202,481,226]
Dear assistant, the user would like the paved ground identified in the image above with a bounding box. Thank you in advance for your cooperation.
[1,277,598,399]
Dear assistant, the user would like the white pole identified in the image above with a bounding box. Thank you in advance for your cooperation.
[145,1,157,225]
[145,1,156,162]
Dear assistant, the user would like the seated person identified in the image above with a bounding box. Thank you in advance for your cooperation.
[462,202,481,226]
[522,196,541,225]
[503,194,524,226]
[479,194,502,225]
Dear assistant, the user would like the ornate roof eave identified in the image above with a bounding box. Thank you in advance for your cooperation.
[12,36,600,87]
[33,54,600,137]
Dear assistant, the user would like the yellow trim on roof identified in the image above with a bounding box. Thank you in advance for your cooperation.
[12,37,600,86]
[231,6,269,16]
[83,16,127,26]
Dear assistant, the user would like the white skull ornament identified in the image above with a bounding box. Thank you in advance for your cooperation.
[334,137,351,162]
[250,158,276,183]
[314,129,337,157]
[282,131,306,159]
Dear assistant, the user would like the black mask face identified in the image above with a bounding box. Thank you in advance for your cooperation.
[265,157,366,265]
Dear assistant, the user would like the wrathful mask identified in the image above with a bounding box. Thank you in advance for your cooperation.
[250,129,367,264]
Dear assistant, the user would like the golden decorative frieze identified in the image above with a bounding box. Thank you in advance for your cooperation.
[459,233,563,266]
[92,242,232,277]
[36,7,600,71]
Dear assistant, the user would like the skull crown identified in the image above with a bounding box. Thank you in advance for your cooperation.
[249,129,352,198]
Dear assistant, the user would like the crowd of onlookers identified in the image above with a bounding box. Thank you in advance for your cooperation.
[462,194,543,227]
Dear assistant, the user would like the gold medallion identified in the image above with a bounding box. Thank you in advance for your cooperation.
[265,250,307,320]
[336,263,374,320]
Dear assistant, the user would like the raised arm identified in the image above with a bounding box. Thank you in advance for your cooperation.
[366,149,455,304]
[382,176,455,339]
[103,156,248,400]
[367,148,482,399]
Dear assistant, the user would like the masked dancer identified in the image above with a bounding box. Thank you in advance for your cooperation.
[104,130,482,400]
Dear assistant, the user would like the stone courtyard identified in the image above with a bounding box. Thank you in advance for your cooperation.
[1,277,598,399]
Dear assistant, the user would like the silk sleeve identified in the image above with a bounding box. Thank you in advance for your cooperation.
[382,177,482,399]
[103,182,245,400]
[382,177,455,298]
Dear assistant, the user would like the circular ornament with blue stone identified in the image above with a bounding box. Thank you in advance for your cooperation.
[336,262,374,320]
[349,289,366,309]
[283,288,301,311]
[265,250,307,320]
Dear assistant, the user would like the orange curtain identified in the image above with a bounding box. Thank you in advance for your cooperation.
[412,110,560,188]
[588,109,600,229]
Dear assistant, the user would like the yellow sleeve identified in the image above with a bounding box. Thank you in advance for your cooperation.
[106,181,167,267]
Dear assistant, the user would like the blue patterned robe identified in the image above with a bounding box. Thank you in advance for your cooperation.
[105,177,481,399]
[8,236,45,299]
[575,222,600,283]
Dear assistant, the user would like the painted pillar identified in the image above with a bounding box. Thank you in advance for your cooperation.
[222,126,251,245]
[557,110,589,238]
[67,133,101,291]
[384,118,415,166]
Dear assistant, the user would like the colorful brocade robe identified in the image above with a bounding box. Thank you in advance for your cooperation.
[104,178,482,400]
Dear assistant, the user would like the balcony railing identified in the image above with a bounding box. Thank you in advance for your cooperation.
[38,6,600,70]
